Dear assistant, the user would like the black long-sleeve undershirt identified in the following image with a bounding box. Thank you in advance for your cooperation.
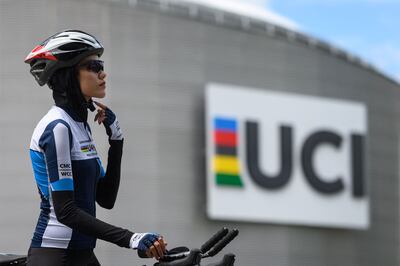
[52,190,133,248]
[96,139,123,209]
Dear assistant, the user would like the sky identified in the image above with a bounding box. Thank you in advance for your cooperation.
[232,0,400,83]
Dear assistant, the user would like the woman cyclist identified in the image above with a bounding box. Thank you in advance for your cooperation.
[24,30,166,266]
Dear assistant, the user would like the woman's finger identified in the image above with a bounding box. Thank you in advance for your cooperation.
[157,238,166,254]
[95,109,104,120]
[146,250,152,258]
[149,246,159,260]
[94,112,100,122]
[153,241,164,259]
[95,109,107,124]
[93,100,107,110]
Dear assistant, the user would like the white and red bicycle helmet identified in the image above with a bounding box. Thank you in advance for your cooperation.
[24,29,104,86]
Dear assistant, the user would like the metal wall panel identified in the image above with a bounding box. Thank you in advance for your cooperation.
[0,0,399,265]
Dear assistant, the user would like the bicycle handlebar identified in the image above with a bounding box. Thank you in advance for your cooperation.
[203,229,239,258]
[156,249,201,266]
[200,227,228,254]
[154,228,239,266]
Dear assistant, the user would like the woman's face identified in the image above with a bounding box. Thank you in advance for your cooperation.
[77,54,107,101]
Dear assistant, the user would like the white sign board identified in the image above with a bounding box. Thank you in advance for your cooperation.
[206,83,369,229]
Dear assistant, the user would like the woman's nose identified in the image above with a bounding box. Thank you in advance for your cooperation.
[99,70,107,79]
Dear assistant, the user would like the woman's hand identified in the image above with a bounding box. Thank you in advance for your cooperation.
[146,237,167,260]
[93,100,108,125]
[130,233,168,260]
[93,101,123,140]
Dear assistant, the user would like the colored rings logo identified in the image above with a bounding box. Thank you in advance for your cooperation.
[81,143,97,157]
[213,118,243,187]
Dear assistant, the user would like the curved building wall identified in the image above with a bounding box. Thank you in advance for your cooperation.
[0,0,399,265]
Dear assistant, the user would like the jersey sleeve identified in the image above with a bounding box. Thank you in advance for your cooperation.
[38,120,74,192]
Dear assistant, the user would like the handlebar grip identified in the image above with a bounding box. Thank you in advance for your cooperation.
[206,229,239,257]
[156,249,201,266]
[200,227,229,254]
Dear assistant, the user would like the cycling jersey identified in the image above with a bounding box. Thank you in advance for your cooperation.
[29,105,133,250]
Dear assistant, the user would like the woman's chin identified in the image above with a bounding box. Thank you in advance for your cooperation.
[95,93,106,99]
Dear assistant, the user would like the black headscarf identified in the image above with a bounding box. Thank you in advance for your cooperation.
[48,66,95,122]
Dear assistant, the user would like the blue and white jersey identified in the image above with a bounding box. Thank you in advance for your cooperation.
[29,106,105,249]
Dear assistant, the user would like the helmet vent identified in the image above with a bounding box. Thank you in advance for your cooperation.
[58,42,87,51]
[81,37,95,44]
[54,34,69,39]
[70,38,85,42]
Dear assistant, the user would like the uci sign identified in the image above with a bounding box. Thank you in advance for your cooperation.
[206,83,369,229]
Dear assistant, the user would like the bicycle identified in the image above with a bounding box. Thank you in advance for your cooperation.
[0,227,238,266]
[140,227,239,266]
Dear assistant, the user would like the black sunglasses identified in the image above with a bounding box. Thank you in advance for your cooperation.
[78,60,104,73]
